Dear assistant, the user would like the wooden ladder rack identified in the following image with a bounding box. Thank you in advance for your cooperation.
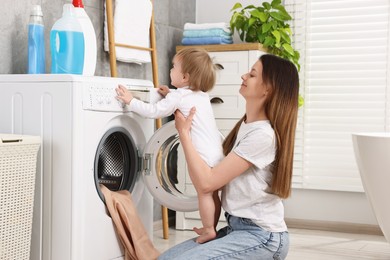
[105,0,169,240]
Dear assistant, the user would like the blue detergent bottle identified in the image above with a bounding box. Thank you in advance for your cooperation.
[28,5,45,74]
[50,4,85,74]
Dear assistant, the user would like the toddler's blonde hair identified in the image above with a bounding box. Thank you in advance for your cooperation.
[175,47,219,92]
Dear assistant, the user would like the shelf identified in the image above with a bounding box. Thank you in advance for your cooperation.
[176,43,267,52]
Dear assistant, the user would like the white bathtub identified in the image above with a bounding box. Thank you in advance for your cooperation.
[352,132,390,243]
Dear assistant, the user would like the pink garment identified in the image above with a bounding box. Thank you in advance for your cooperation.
[100,185,160,260]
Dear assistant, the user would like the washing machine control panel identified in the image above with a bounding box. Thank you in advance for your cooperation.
[83,80,161,112]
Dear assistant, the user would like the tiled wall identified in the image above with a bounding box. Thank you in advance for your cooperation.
[1,0,195,221]
[0,0,195,85]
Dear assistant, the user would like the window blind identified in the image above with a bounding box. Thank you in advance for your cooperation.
[285,0,306,188]
[285,0,390,191]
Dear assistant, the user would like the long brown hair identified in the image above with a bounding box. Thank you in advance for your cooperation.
[222,54,299,198]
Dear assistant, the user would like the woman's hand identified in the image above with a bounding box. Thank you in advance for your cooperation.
[158,85,170,97]
[115,84,134,105]
[174,107,196,137]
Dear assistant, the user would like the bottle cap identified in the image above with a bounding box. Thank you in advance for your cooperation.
[31,5,43,17]
[72,0,84,8]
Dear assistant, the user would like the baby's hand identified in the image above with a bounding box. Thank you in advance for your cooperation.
[115,84,133,105]
[158,85,170,97]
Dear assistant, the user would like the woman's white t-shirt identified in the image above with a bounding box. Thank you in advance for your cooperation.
[221,120,287,232]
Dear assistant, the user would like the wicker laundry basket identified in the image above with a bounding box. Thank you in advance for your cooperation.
[0,134,41,260]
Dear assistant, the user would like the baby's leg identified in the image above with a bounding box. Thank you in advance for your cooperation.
[194,191,217,243]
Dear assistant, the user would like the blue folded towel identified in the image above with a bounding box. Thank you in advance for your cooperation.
[183,28,232,38]
[182,36,233,45]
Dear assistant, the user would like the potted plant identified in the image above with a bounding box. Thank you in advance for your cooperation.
[230,0,300,71]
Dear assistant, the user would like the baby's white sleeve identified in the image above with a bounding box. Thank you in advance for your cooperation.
[129,90,182,118]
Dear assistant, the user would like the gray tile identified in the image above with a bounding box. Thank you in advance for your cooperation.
[154,0,170,25]
[169,0,196,29]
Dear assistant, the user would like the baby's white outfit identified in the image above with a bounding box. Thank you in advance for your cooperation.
[129,87,223,166]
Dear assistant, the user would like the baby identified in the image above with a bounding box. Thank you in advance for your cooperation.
[116,47,223,243]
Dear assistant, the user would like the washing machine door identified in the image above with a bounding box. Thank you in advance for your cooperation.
[143,121,199,212]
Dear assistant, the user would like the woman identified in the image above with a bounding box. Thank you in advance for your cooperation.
[159,54,299,260]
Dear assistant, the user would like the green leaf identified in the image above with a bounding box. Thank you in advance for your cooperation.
[256,6,265,13]
[243,5,256,10]
[279,29,291,44]
[284,27,292,36]
[262,22,272,34]
[249,9,262,19]
[298,95,304,107]
[264,36,275,47]
[269,11,292,22]
[260,12,269,23]
[282,43,294,56]
[273,4,288,15]
[257,33,266,43]
[231,2,242,11]
[294,51,300,61]
[250,9,268,23]
[262,2,271,10]
[248,17,257,27]
[271,0,282,8]
[270,20,278,30]
[247,26,257,37]
[229,12,240,28]
[239,31,245,41]
[280,9,292,20]
[271,30,281,44]
[232,18,241,31]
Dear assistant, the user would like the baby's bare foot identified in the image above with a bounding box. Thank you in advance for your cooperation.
[193,227,216,244]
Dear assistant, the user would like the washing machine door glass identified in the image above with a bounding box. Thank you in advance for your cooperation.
[143,121,198,212]
[94,127,139,202]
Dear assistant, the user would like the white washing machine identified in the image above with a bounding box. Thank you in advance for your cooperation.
[0,74,198,260]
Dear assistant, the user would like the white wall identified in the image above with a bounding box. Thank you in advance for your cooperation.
[195,0,379,228]
[284,189,377,226]
[196,0,261,23]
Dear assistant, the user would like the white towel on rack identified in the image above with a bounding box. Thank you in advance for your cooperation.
[104,0,152,64]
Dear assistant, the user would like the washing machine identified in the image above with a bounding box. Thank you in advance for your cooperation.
[0,74,198,260]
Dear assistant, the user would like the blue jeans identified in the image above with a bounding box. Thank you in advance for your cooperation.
[158,213,289,260]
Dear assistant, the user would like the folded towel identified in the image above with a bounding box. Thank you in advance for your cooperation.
[184,22,231,34]
[182,36,233,45]
[183,28,232,38]
[101,185,160,260]
[104,0,152,64]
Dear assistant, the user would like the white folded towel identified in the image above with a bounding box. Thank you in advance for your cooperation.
[104,0,152,64]
[184,22,231,34]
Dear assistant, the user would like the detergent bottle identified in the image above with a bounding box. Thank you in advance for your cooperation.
[50,4,84,74]
[28,5,45,74]
[73,0,97,76]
